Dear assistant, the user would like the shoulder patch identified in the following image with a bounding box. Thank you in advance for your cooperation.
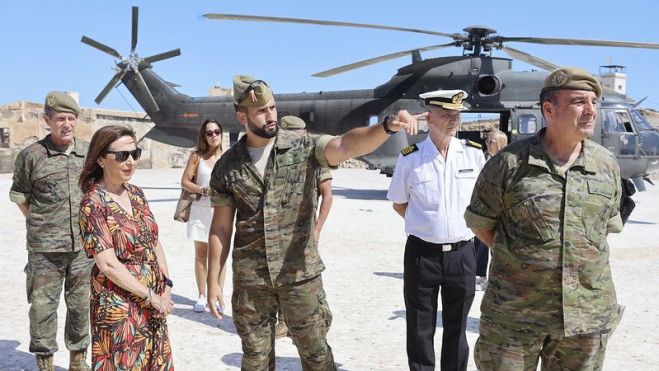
[400,144,419,156]
[465,140,482,149]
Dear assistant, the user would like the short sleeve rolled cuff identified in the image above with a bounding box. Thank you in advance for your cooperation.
[314,135,339,169]
[210,192,235,208]
[464,208,498,231]
[9,190,29,205]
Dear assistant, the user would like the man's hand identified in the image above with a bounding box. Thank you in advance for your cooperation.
[207,285,225,319]
[387,111,426,136]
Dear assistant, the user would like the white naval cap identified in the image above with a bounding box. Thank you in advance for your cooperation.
[419,89,469,111]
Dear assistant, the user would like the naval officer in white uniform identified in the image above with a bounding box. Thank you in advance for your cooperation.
[387,89,485,371]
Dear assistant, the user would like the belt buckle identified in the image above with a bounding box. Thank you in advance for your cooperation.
[441,244,452,252]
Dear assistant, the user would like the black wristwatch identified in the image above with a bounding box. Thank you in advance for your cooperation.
[165,278,173,288]
[381,115,397,135]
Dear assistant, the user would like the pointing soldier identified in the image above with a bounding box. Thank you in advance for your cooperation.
[465,67,625,370]
[9,92,93,371]
[206,75,418,370]
[387,89,485,370]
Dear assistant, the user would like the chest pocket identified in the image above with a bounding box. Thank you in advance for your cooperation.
[455,167,477,204]
[582,180,615,245]
[410,170,439,208]
[33,175,66,203]
[507,197,554,245]
[277,149,308,206]
[230,176,261,214]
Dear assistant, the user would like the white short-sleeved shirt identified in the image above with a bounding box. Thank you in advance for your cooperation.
[387,136,486,244]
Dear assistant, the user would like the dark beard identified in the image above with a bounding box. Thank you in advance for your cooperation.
[248,119,278,139]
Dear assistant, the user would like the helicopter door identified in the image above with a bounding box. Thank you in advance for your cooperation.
[511,109,542,142]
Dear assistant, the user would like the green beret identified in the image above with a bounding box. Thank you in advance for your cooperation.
[233,75,274,108]
[280,115,306,130]
[44,91,80,115]
[541,67,602,99]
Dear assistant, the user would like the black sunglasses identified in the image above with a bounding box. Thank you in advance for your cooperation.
[236,79,269,105]
[205,129,222,137]
[105,148,142,162]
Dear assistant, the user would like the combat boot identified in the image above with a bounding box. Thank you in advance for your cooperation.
[35,354,54,371]
[69,349,92,371]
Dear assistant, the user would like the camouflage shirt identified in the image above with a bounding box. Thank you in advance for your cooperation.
[10,135,88,252]
[464,128,624,336]
[210,130,335,287]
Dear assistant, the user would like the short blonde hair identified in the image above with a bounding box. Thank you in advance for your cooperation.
[487,129,508,148]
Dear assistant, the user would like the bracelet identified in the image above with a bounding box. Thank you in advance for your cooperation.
[381,115,397,135]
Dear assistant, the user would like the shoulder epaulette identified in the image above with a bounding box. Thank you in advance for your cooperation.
[400,144,419,156]
[465,140,482,149]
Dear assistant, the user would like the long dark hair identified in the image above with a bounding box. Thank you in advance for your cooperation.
[195,119,224,156]
[79,125,137,192]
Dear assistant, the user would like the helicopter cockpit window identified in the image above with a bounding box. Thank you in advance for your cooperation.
[518,115,537,134]
[630,109,655,131]
[613,110,635,133]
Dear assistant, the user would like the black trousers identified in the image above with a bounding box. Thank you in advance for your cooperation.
[473,237,489,277]
[404,235,476,371]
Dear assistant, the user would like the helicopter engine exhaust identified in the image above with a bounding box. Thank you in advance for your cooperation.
[476,75,501,96]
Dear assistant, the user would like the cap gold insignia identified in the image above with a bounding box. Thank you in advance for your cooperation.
[47,95,56,107]
[451,92,465,105]
[552,70,569,87]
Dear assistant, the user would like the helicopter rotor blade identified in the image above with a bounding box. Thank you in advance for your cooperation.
[497,36,659,50]
[204,13,459,39]
[95,70,127,105]
[81,36,123,59]
[131,6,139,53]
[312,42,456,78]
[133,71,160,113]
[143,49,182,64]
[500,45,560,71]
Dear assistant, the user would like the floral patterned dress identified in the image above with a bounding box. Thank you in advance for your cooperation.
[79,182,174,370]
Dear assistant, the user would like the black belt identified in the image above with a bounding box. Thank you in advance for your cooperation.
[409,235,472,252]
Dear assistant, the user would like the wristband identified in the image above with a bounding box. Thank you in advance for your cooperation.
[382,115,397,135]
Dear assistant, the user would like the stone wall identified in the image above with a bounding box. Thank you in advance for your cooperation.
[0,101,229,173]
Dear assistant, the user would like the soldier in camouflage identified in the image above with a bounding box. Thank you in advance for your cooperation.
[9,92,93,371]
[206,75,419,370]
[464,67,625,370]
[275,115,335,339]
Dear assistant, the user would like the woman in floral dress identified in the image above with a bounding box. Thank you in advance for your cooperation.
[78,125,174,370]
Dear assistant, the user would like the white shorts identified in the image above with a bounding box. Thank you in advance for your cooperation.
[186,202,213,242]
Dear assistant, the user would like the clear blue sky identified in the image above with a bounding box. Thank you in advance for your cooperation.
[2,0,659,112]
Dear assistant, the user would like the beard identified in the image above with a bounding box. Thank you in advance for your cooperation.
[247,118,278,139]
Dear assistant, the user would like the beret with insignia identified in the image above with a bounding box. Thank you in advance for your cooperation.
[44,91,80,115]
[233,75,274,108]
[541,67,602,99]
[280,115,306,130]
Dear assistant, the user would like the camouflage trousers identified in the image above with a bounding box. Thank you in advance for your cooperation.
[24,250,93,355]
[475,317,612,371]
[232,275,335,371]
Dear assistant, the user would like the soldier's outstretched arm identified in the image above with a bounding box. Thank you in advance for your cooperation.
[208,205,235,319]
[323,111,423,166]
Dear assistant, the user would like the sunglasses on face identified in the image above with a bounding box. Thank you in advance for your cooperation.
[205,129,222,137]
[105,148,142,162]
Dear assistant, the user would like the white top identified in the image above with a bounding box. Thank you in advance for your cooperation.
[387,136,485,244]
[193,159,213,206]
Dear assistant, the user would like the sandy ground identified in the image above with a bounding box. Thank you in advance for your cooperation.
[1,168,658,371]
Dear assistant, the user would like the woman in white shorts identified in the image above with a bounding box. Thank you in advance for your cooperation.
[180,119,226,312]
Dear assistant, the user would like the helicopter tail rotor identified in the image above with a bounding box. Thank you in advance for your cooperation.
[82,6,181,112]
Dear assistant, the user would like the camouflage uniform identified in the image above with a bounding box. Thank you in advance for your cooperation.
[10,135,93,355]
[210,129,336,370]
[464,128,624,370]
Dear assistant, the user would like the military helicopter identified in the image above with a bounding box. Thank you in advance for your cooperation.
[81,7,659,188]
